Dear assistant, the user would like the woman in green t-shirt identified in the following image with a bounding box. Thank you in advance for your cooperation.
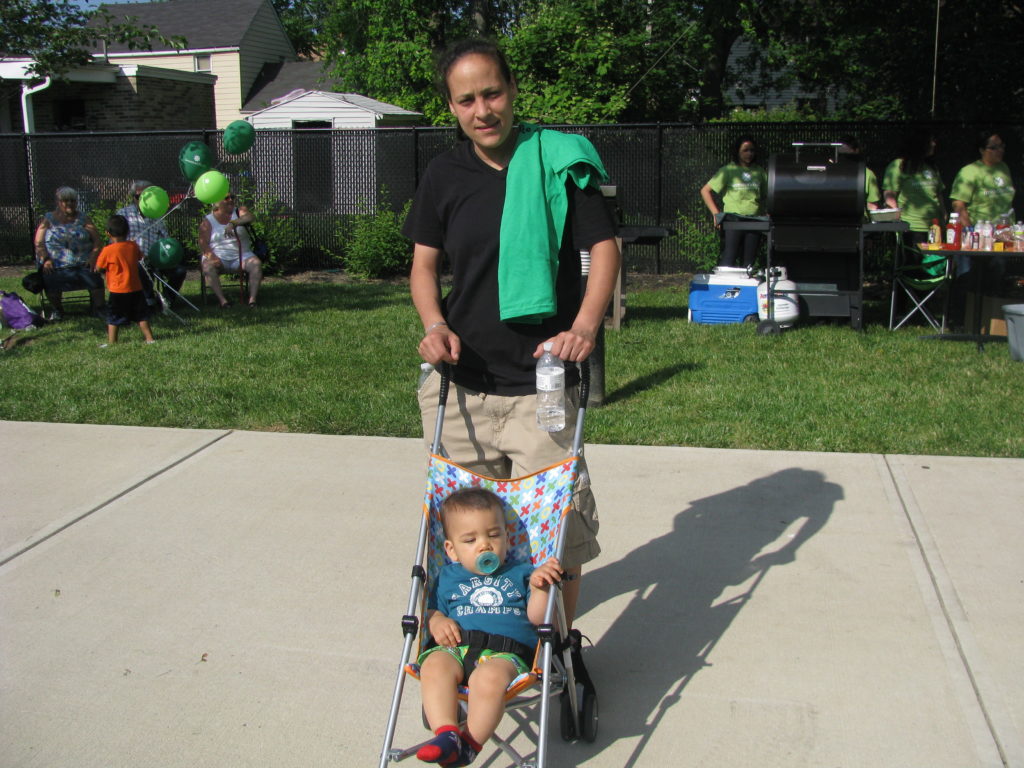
[700,135,767,267]
[882,128,945,246]
[948,130,1017,324]
[950,131,1016,229]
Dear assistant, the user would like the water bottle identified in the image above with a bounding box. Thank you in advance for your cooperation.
[417,362,434,391]
[979,220,993,251]
[535,342,565,432]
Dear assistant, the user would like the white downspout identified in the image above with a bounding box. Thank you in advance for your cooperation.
[21,77,53,134]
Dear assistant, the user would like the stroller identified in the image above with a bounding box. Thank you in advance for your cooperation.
[379,363,599,768]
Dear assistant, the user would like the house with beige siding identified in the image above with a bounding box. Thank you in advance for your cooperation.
[92,0,297,128]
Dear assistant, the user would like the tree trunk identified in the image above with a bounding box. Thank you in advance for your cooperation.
[468,0,489,36]
[699,26,741,119]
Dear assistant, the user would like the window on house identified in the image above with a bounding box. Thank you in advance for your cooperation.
[194,55,212,72]
[54,99,87,131]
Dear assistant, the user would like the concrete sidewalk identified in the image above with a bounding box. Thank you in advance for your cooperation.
[1,420,1021,768]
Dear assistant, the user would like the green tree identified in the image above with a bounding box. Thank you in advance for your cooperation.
[504,1,635,123]
[1,0,185,79]
[307,0,1021,123]
[272,0,330,59]
[741,0,1023,121]
[319,0,481,122]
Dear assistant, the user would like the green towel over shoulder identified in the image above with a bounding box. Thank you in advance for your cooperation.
[498,123,608,324]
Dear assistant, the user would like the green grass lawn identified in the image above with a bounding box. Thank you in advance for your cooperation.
[2,275,1021,457]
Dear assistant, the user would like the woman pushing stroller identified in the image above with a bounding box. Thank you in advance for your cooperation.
[405,37,619,634]
[404,36,618,766]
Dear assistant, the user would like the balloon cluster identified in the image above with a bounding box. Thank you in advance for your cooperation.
[174,121,256,204]
[137,121,257,257]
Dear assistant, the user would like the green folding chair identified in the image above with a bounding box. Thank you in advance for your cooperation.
[889,239,951,332]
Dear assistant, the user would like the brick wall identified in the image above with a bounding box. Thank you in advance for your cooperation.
[32,75,215,132]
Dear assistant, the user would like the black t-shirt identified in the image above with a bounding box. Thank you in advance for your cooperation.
[403,138,617,395]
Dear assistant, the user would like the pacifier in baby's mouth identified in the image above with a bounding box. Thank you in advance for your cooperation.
[475,551,501,574]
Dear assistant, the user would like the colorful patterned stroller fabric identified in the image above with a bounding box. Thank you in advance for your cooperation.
[425,454,576,591]
[413,453,577,686]
[379,453,592,768]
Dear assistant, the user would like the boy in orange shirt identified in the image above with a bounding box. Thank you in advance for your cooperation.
[95,214,155,345]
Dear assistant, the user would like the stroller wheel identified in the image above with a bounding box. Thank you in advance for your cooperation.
[559,691,577,742]
[581,689,599,743]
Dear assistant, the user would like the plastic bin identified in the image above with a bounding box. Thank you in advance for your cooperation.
[1004,304,1024,361]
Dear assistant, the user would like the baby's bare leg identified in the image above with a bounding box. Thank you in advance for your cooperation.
[465,657,517,746]
[419,651,463,731]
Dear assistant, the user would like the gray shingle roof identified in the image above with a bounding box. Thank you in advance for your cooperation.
[91,0,269,53]
[242,61,421,119]
[242,60,339,111]
[333,93,420,116]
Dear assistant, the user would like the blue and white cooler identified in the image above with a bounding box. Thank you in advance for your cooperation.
[688,267,759,324]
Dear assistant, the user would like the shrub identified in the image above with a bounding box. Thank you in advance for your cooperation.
[84,200,118,238]
[343,197,413,279]
[670,214,720,273]
[711,103,820,123]
[236,177,303,274]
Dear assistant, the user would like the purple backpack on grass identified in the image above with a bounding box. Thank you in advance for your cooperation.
[1,291,45,330]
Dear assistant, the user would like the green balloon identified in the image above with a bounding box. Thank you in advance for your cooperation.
[179,141,213,182]
[195,170,230,204]
[148,237,183,269]
[138,185,169,219]
[223,120,255,154]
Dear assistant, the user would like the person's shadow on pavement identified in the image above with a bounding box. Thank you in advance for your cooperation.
[557,467,843,767]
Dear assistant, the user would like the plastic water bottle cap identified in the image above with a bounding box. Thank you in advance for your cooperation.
[543,341,553,352]
[476,551,501,574]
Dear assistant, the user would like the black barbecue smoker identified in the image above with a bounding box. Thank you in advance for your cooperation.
[757,141,906,332]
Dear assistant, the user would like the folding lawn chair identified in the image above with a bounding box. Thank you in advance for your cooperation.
[889,236,952,332]
[379,364,598,768]
[199,265,249,305]
[37,280,94,318]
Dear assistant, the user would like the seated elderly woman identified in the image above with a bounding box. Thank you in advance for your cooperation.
[33,186,105,320]
[198,193,262,308]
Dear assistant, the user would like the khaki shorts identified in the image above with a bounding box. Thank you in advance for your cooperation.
[418,371,599,569]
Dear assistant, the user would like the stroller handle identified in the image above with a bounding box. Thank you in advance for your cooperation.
[436,359,590,408]
[432,359,590,457]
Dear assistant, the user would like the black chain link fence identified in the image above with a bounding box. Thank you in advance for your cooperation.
[2,122,1019,273]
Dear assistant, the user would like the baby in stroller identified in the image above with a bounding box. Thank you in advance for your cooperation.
[417,487,562,766]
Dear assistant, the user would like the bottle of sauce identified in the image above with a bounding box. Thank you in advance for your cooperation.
[944,212,961,250]
[928,218,942,246]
